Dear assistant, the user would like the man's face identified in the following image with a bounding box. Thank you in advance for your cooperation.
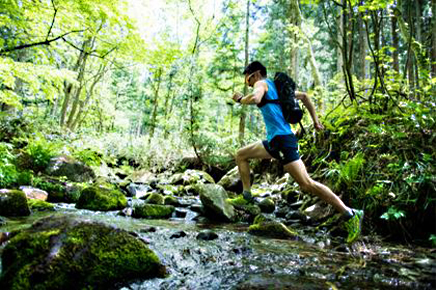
[245,71,257,87]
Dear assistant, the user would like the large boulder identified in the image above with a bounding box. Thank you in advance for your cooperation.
[169,170,215,186]
[27,199,55,212]
[0,215,166,289]
[46,155,95,182]
[34,177,83,203]
[144,193,164,205]
[132,203,175,219]
[0,189,30,217]
[198,184,235,222]
[76,185,127,211]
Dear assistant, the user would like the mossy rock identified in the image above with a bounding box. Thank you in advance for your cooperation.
[76,186,127,211]
[28,199,55,212]
[0,215,166,289]
[46,155,95,182]
[132,203,175,219]
[34,177,83,203]
[0,189,30,217]
[145,193,164,205]
[258,198,276,214]
[164,195,180,206]
[228,196,261,222]
[169,170,215,186]
[248,220,298,240]
[198,184,235,222]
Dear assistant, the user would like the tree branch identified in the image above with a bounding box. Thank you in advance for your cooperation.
[46,0,58,41]
[0,30,84,55]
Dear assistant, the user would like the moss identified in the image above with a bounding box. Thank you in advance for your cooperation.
[76,185,127,211]
[228,196,249,207]
[27,199,55,212]
[258,198,275,214]
[0,190,30,217]
[164,195,179,206]
[132,203,175,219]
[0,216,166,289]
[248,221,298,240]
[145,193,164,205]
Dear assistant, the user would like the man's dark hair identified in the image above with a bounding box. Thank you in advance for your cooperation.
[243,61,267,77]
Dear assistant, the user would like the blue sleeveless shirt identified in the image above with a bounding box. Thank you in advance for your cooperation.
[259,79,293,141]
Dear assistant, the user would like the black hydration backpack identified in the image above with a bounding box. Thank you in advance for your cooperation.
[257,72,303,125]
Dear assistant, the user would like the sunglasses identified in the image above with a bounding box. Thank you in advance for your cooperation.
[245,70,259,84]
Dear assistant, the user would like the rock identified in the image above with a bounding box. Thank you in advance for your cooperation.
[140,226,157,233]
[170,231,187,239]
[248,216,298,240]
[127,170,156,184]
[164,195,180,206]
[46,155,95,182]
[35,177,84,203]
[217,166,242,192]
[0,189,30,217]
[76,185,127,211]
[118,207,133,217]
[303,202,333,221]
[144,193,164,205]
[132,203,175,219]
[174,208,188,218]
[196,230,219,241]
[19,186,48,201]
[169,170,215,186]
[189,204,204,213]
[258,198,275,214]
[228,196,261,222]
[281,189,300,204]
[198,184,235,222]
[27,199,55,212]
[0,215,166,289]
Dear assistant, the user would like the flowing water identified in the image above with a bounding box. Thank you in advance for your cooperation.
[0,203,435,290]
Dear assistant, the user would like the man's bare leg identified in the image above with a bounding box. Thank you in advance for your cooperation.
[235,141,272,193]
[284,159,351,214]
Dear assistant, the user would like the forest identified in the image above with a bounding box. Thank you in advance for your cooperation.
[0,0,435,289]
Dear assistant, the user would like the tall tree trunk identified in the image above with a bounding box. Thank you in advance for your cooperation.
[358,3,367,79]
[149,68,163,140]
[432,0,436,77]
[337,4,343,74]
[391,10,400,73]
[239,0,250,146]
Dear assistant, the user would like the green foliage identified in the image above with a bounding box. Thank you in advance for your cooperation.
[324,152,365,191]
[0,142,19,187]
[23,134,61,172]
[380,207,406,220]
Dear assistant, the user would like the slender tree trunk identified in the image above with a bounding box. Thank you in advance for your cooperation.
[337,4,343,74]
[358,3,367,79]
[149,68,163,140]
[239,0,250,146]
[391,10,400,73]
[432,0,436,77]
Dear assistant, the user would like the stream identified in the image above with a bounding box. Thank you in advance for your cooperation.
[1,202,435,290]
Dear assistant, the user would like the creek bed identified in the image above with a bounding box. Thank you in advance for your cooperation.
[0,205,435,290]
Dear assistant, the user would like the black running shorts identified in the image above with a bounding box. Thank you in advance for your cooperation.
[262,134,300,165]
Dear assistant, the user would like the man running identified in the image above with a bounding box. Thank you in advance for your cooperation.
[232,61,363,243]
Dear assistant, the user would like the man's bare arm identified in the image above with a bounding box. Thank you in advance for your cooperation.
[232,81,266,105]
[296,91,324,130]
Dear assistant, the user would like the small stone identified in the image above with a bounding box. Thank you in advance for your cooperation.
[196,230,218,241]
[170,231,187,239]
[140,226,157,233]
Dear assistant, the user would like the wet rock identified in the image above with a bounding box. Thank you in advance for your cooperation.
[169,169,215,186]
[228,196,261,222]
[19,186,48,201]
[248,215,298,240]
[140,226,157,233]
[289,200,304,210]
[258,198,275,214]
[281,189,300,204]
[303,202,333,221]
[127,170,156,184]
[27,199,55,212]
[196,230,218,241]
[170,231,187,239]
[43,179,84,203]
[144,193,164,205]
[275,205,290,218]
[164,195,180,206]
[76,185,127,211]
[0,189,30,217]
[217,166,242,193]
[132,203,175,219]
[0,215,166,289]
[189,204,204,213]
[198,184,236,222]
[175,208,188,218]
[46,155,95,182]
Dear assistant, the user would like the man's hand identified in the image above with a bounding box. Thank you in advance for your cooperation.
[314,121,324,131]
[232,92,243,102]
